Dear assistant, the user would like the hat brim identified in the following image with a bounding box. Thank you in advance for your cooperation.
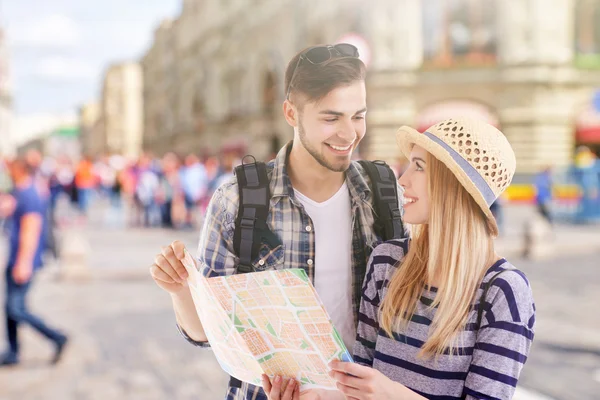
[395,126,499,236]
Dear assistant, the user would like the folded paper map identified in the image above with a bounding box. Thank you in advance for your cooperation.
[182,250,353,391]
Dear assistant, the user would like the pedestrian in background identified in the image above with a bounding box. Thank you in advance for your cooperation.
[179,154,208,229]
[135,154,160,228]
[74,155,96,218]
[534,166,553,225]
[0,157,68,367]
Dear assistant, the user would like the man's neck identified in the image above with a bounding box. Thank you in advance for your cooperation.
[287,142,346,203]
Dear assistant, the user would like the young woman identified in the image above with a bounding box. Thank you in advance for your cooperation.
[263,118,535,400]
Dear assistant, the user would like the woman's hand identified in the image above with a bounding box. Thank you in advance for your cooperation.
[329,361,419,400]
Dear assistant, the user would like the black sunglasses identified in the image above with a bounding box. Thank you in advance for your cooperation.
[286,43,360,100]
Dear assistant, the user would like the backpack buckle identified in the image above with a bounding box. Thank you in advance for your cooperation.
[236,263,254,274]
[240,217,256,229]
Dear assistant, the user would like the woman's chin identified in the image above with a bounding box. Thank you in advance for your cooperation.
[403,215,427,226]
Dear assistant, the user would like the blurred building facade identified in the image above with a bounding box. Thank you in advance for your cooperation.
[15,123,81,161]
[12,114,77,152]
[99,63,144,159]
[0,26,13,157]
[141,0,600,174]
[43,126,81,160]
[141,19,177,154]
[79,102,103,157]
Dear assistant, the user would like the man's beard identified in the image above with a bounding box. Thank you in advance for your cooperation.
[298,120,351,173]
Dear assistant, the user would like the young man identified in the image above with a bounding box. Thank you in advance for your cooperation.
[150,44,406,399]
[0,158,68,366]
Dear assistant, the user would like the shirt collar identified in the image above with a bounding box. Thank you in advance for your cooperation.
[270,141,294,200]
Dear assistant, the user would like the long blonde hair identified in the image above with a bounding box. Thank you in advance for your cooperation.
[380,152,497,357]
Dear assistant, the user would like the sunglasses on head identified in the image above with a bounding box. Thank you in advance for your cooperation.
[286,43,360,100]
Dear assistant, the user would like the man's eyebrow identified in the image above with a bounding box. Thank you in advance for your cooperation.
[318,107,367,116]
[318,110,344,116]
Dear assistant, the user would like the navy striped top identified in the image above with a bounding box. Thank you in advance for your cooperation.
[354,239,536,400]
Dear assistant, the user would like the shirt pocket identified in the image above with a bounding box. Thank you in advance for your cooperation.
[253,244,285,271]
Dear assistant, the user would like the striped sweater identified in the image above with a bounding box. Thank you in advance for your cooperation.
[354,239,536,400]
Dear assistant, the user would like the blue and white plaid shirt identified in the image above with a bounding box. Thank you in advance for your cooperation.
[182,142,405,400]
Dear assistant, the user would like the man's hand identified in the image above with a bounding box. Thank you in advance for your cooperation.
[150,240,191,294]
[261,375,343,400]
[262,375,299,400]
[12,262,33,285]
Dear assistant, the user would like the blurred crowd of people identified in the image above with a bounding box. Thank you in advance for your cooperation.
[533,145,600,225]
[1,145,598,236]
[0,148,241,232]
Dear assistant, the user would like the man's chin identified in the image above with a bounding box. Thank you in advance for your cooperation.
[325,159,351,173]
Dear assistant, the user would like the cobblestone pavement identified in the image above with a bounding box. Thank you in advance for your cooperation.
[0,248,230,399]
[516,253,600,400]
[0,201,597,399]
[0,203,231,400]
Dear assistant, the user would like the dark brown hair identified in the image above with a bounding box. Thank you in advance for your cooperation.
[285,46,366,106]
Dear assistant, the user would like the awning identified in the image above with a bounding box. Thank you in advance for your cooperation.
[416,101,499,132]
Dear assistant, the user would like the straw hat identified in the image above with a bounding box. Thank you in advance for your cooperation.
[396,117,516,233]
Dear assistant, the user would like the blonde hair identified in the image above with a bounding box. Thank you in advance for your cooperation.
[380,152,497,357]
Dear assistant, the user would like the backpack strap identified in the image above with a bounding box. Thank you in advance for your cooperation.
[230,157,278,390]
[229,375,243,389]
[358,160,405,241]
[232,157,270,274]
[476,268,513,329]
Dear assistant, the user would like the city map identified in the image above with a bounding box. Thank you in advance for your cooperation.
[182,250,353,391]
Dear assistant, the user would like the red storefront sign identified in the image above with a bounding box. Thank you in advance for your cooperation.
[576,102,600,144]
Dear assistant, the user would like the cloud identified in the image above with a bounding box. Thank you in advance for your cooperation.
[35,56,97,81]
[4,0,180,114]
[12,14,82,49]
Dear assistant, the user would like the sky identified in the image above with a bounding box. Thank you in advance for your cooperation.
[2,0,181,117]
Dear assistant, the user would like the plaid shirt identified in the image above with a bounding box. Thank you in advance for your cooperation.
[184,142,405,400]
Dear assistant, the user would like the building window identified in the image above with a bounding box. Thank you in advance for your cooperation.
[193,90,205,133]
[422,0,497,67]
[225,70,244,119]
[575,0,600,69]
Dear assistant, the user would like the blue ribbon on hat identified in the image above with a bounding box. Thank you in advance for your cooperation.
[423,131,496,207]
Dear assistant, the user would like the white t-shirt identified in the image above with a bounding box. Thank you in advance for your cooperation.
[294,182,355,350]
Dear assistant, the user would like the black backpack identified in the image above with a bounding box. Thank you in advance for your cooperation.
[227,156,405,389]
[232,157,405,274]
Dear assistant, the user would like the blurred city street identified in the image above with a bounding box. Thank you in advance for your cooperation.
[0,200,598,400]
[0,201,230,400]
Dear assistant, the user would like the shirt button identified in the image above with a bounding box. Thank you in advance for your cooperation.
[258,260,265,266]
[305,225,312,232]
[307,259,313,266]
